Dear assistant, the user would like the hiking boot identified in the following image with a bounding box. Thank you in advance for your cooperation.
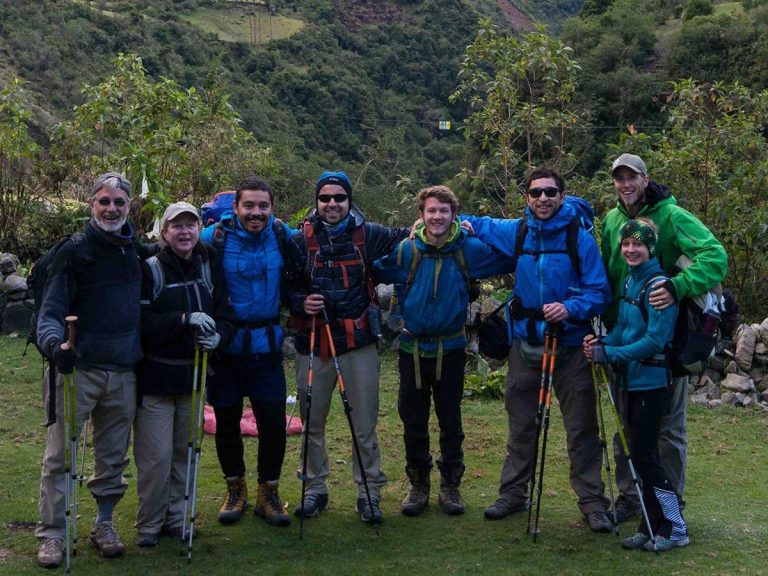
[621,532,649,550]
[89,521,125,558]
[135,532,159,548]
[401,466,430,517]
[483,497,528,520]
[294,492,329,519]
[584,510,613,533]
[255,480,291,527]
[643,534,690,552]
[437,463,465,515]
[614,495,641,524]
[438,486,465,515]
[356,496,384,524]
[218,476,248,525]
[37,538,64,568]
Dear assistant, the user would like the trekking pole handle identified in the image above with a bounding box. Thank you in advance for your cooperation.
[63,315,78,351]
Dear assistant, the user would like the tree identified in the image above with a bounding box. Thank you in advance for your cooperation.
[450,22,587,215]
[50,53,264,234]
[606,80,768,318]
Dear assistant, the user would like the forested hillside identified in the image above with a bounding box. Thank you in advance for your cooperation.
[2,0,768,316]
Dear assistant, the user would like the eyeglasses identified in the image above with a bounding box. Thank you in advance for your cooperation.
[528,187,560,199]
[96,197,128,207]
[317,193,348,203]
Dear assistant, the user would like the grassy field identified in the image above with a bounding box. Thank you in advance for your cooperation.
[1,334,767,575]
[182,5,304,44]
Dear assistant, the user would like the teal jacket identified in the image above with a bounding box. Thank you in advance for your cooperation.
[602,258,678,391]
[374,221,513,356]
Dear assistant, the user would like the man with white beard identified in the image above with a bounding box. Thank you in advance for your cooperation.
[35,172,142,567]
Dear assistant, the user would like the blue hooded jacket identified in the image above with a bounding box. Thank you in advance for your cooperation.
[374,220,513,355]
[200,212,292,355]
[463,199,611,348]
[601,257,678,391]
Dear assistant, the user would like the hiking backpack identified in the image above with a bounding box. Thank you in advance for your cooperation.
[144,255,214,303]
[477,195,595,359]
[201,190,236,226]
[623,258,724,377]
[26,233,92,359]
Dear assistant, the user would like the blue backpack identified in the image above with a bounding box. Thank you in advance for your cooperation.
[201,191,236,227]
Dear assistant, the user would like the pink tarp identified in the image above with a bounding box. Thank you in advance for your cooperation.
[203,404,304,436]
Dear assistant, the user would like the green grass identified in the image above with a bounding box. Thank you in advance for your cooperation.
[182,5,304,44]
[1,334,767,575]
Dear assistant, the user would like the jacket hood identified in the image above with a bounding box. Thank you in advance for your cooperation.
[524,196,577,234]
[644,181,671,206]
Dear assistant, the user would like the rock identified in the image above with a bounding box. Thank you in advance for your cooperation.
[376,283,394,311]
[721,373,755,393]
[734,393,745,406]
[724,360,739,374]
[708,399,723,408]
[756,342,768,355]
[757,319,768,345]
[281,334,295,359]
[754,353,768,367]
[720,391,736,406]
[759,392,768,403]
[690,392,709,406]
[1,300,34,336]
[707,354,726,372]
[3,274,28,299]
[735,324,757,371]
[0,253,20,276]
[694,373,712,390]
[743,395,755,407]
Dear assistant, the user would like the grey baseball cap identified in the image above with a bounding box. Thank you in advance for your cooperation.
[611,153,647,176]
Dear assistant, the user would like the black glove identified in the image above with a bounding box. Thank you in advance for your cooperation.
[53,344,76,374]
[591,343,608,365]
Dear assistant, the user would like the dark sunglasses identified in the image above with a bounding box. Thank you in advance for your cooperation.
[528,187,560,199]
[317,193,348,203]
[96,197,128,207]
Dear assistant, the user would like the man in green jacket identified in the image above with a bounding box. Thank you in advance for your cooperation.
[601,153,728,523]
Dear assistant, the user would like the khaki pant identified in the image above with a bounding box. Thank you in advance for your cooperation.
[496,342,609,514]
[295,344,387,499]
[133,394,192,536]
[36,367,136,540]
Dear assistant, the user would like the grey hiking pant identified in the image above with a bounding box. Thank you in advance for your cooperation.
[614,375,688,507]
[295,344,387,500]
[496,342,609,514]
[133,394,192,536]
[36,366,135,540]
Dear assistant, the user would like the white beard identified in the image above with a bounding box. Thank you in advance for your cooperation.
[94,214,128,233]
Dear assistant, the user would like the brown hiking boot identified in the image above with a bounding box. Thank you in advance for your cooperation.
[437,464,465,515]
[255,480,291,526]
[218,476,248,525]
[37,537,64,568]
[401,466,430,517]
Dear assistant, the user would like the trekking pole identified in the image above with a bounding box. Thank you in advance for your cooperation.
[62,315,78,574]
[598,364,658,553]
[299,316,316,539]
[526,330,551,535]
[320,308,378,527]
[532,323,560,543]
[187,350,208,563]
[43,361,57,427]
[181,346,201,543]
[78,418,89,487]
[591,361,618,535]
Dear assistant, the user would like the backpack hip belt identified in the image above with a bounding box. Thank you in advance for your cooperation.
[402,327,465,390]
[236,316,280,355]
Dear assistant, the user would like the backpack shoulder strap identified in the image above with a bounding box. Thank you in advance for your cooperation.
[511,219,528,273]
[200,258,213,295]
[404,238,421,294]
[632,274,670,324]
[566,217,581,276]
[273,218,288,258]
[454,244,471,291]
[146,255,165,303]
